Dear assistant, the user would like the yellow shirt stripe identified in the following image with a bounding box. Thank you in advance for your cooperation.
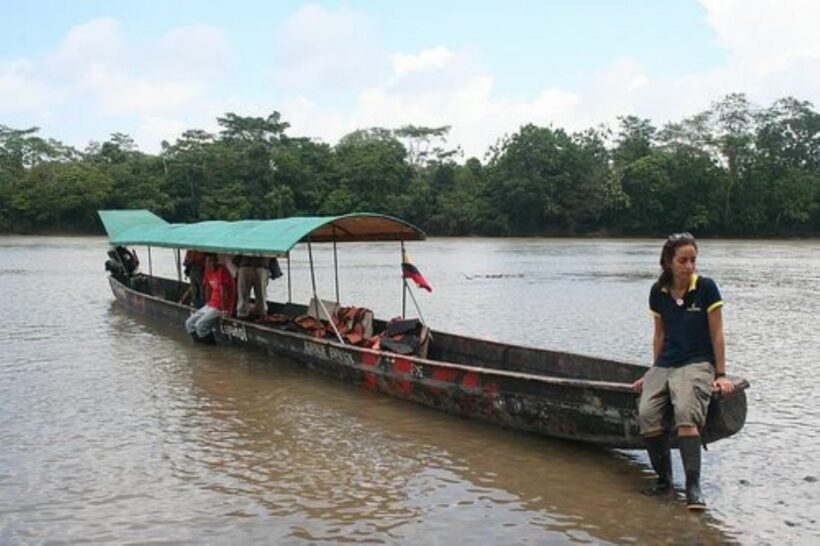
[707,300,724,313]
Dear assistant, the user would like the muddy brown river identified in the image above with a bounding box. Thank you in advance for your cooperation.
[1,235,818,544]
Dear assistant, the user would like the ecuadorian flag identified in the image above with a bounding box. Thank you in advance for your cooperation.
[401,251,432,292]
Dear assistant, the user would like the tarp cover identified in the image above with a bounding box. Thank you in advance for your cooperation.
[98,210,425,255]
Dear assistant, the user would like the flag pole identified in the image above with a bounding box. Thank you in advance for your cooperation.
[286,250,292,304]
[401,241,407,318]
[404,281,431,336]
[332,225,340,303]
[307,239,317,296]
[175,248,182,299]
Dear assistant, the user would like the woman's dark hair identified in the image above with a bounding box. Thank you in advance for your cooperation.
[657,232,698,288]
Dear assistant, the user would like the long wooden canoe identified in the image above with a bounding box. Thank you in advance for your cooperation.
[107,273,748,449]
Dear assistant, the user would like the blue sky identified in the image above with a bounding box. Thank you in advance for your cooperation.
[1,0,818,157]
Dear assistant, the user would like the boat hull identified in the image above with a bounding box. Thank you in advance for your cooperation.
[109,276,748,449]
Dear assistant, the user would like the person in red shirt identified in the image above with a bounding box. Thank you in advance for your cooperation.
[184,254,235,343]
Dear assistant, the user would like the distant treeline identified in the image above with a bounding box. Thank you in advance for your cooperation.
[1,93,818,237]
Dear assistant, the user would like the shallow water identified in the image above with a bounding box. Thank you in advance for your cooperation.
[1,235,818,544]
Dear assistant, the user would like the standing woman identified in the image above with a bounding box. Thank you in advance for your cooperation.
[633,233,735,511]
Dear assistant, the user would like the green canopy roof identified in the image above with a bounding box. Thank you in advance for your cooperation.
[98,210,425,255]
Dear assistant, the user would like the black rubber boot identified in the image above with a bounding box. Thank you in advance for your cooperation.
[679,435,706,511]
[644,434,673,495]
[189,331,202,343]
[199,331,216,345]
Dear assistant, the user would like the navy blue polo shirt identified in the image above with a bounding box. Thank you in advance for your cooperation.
[649,274,723,368]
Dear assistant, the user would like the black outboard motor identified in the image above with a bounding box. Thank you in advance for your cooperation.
[117,246,139,275]
[104,254,124,279]
[105,246,139,283]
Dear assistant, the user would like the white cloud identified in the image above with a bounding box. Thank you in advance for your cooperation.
[0,17,237,150]
[702,0,820,67]
[277,48,584,159]
[88,71,203,116]
[696,0,820,104]
[3,2,820,157]
[153,24,236,79]
[312,0,820,158]
[0,59,53,115]
[48,17,123,74]
[279,95,351,145]
[391,47,456,78]
[135,115,188,149]
[55,20,231,116]
[274,4,385,89]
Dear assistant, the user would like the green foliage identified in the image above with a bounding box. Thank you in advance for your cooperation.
[199,178,251,220]
[319,187,357,215]
[485,124,616,234]
[335,128,412,213]
[160,129,216,221]
[619,152,671,233]
[393,125,460,171]
[427,162,487,235]
[271,138,336,215]
[264,184,296,219]
[771,169,819,227]
[0,96,817,236]
[613,116,655,167]
[10,161,112,230]
[217,112,289,144]
[663,149,725,232]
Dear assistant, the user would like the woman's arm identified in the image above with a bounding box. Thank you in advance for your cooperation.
[708,307,725,374]
[652,314,664,363]
[708,307,735,394]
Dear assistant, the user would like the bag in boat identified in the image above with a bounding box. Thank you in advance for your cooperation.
[379,318,430,358]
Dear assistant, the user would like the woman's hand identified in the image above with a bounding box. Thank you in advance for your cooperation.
[631,377,645,392]
[713,376,735,395]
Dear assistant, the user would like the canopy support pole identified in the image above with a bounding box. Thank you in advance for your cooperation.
[333,225,340,304]
[148,246,153,277]
[175,248,182,298]
[308,240,317,295]
[401,241,407,318]
[308,239,344,344]
[286,251,292,304]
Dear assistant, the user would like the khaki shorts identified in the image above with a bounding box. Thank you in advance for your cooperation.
[638,361,714,434]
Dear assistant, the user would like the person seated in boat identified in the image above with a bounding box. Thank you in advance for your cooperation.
[233,255,270,319]
[184,253,236,343]
[180,249,206,308]
[632,232,735,511]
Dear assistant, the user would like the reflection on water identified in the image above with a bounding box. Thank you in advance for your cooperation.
[0,235,818,544]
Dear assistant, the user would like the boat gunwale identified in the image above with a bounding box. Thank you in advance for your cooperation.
[113,276,749,398]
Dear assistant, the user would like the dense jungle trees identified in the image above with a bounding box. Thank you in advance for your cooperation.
[0,94,818,236]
